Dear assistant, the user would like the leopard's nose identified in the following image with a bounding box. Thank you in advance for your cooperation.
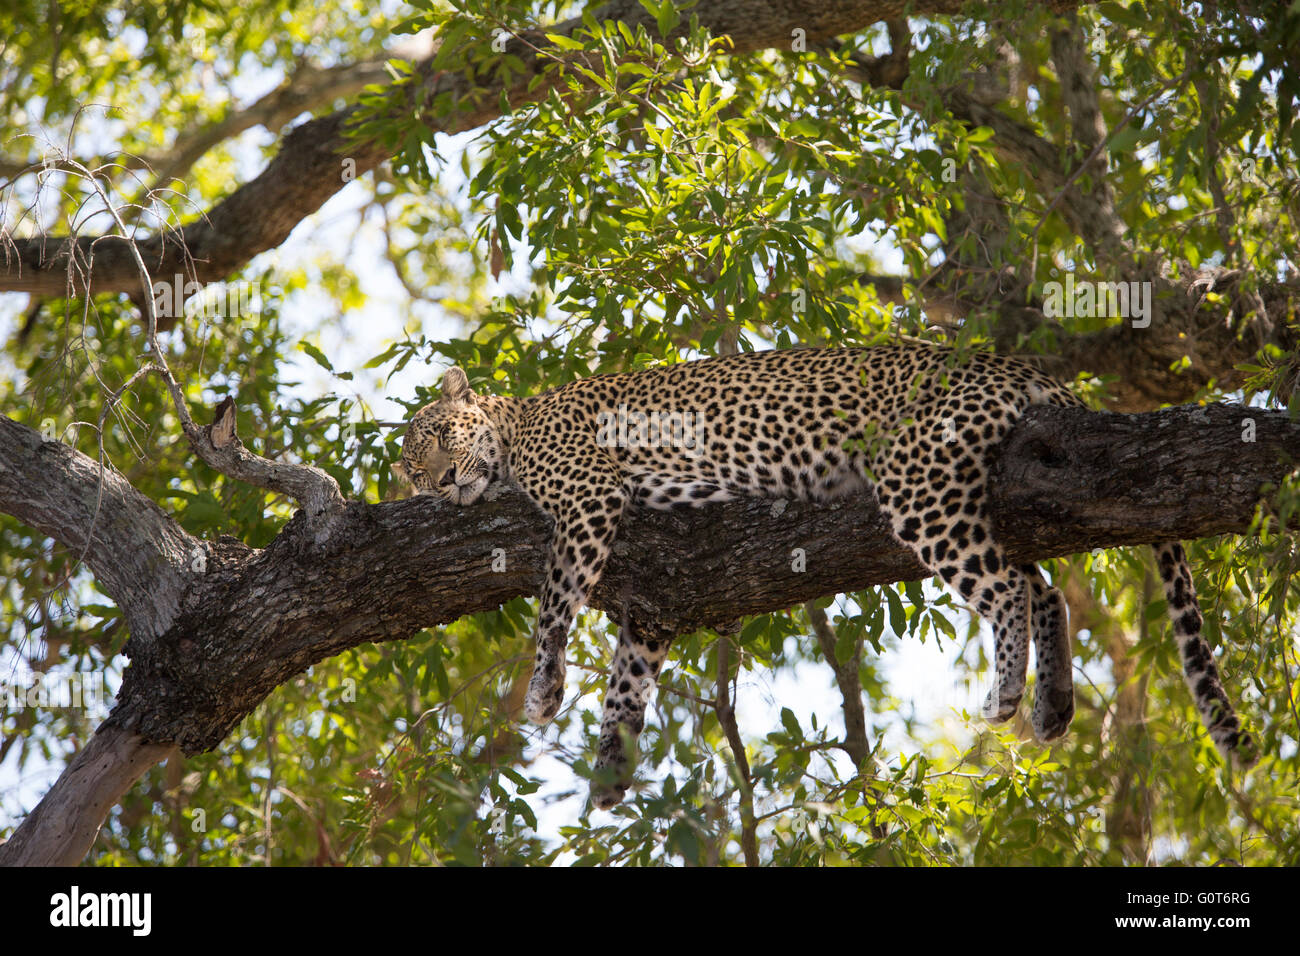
[439,466,456,488]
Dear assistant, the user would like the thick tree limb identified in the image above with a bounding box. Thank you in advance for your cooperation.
[988,403,1296,546]
[0,415,195,640]
[1,398,1297,864]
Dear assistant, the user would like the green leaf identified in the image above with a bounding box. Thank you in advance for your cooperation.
[780,707,802,740]
[545,32,587,51]
[300,342,333,372]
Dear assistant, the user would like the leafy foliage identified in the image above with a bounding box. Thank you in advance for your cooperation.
[1,0,1298,865]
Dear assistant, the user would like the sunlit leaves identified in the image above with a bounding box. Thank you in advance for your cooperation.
[4,0,1300,866]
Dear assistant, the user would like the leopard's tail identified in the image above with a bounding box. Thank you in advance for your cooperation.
[1151,542,1258,768]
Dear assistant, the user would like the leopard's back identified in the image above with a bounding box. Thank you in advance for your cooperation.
[517,345,1081,511]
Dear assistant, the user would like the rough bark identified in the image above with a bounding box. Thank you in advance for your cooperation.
[987,403,1293,550]
[1,399,1297,864]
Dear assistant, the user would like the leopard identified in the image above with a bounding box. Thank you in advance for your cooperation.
[392,344,1257,809]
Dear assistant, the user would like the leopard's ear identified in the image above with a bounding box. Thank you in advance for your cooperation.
[390,460,410,483]
[441,366,474,403]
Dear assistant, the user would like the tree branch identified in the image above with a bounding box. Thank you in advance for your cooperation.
[0,415,195,641]
[60,157,349,537]
[806,602,870,767]
[1063,570,1154,864]
[0,725,176,866]
[187,397,346,540]
[138,58,404,196]
[1042,15,1130,258]
[715,635,759,866]
[1,397,1296,863]
[1017,271,1300,412]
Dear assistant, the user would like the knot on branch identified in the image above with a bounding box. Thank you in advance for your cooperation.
[209,395,237,449]
[994,405,1089,481]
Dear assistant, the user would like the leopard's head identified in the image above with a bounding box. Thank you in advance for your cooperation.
[392,367,503,505]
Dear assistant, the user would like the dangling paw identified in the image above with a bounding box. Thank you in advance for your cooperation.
[590,727,634,810]
[523,656,566,724]
[1031,685,1074,741]
[981,685,1022,723]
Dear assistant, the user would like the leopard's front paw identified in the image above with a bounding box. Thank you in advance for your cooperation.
[1031,685,1074,741]
[524,664,566,724]
[591,738,632,810]
[981,686,1022,724]
[590,781,627,811]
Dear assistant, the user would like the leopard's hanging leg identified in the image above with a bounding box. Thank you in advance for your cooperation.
[965,561,1031,723]
[590,612,672,810]
[1023,565,1074,741]
[1152,542,1257,767]
[873,430,1032,725]
[523,489,627,725]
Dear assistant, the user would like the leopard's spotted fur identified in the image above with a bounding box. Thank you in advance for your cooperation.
[394,345,1257,808]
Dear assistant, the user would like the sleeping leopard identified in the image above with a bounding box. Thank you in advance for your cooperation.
[392,345,1257,808]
